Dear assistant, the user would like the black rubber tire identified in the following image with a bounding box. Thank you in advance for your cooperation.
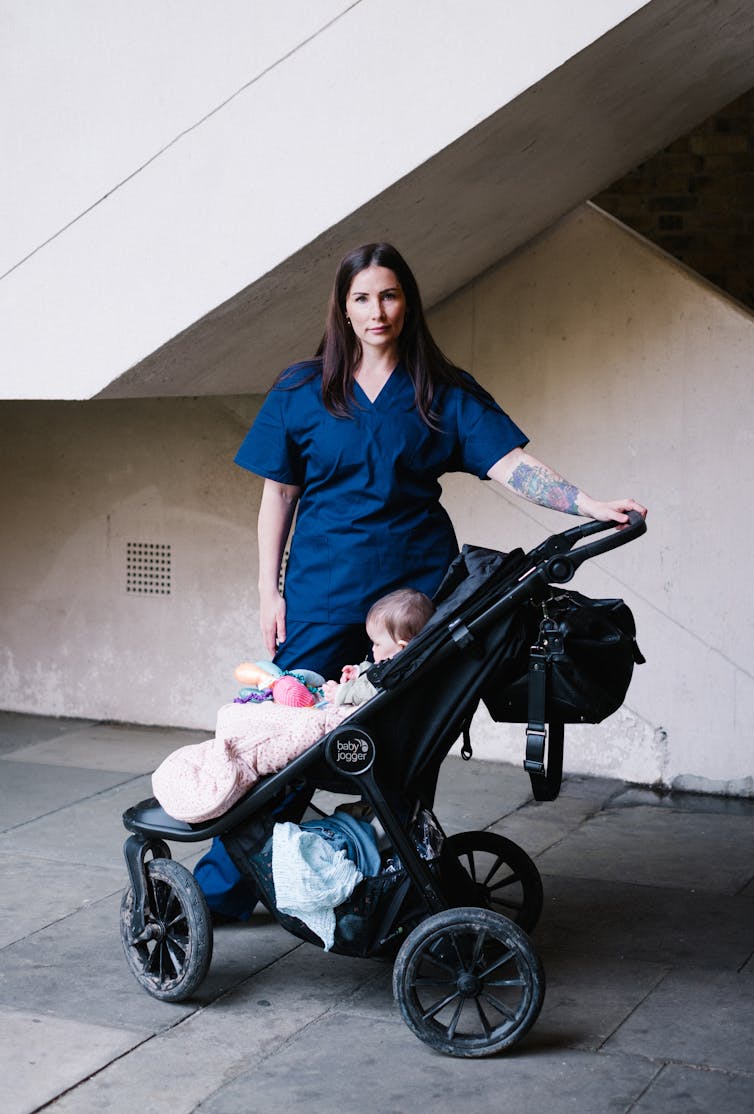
[393,906,545,1058]
[446,830,543,932]
[120,858,213,1001]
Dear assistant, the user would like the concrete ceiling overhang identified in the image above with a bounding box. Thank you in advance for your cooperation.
[91,1,751,398]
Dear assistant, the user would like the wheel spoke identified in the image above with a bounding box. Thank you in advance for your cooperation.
[446,998,465,1040]
[420,990,462,1022]
[464,850,477,881]
[478,948,516,980]
[474,997,493,1038]
[489,893,525,913]
[486,977,526,988]
[483,855,507,887]
[472,928,488,966]
[448,930,470,973]
[481,990,517,1022]
[151,880,169,920]
[423,950,459,977]
[145,943,161,976]
[487,866,520,890]
[165,936,186,974]
[413,976,457,987]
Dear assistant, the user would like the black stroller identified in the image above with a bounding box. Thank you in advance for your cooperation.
[120,513,646,1058]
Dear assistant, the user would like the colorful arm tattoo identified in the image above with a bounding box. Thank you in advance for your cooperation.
[507,462,580,514]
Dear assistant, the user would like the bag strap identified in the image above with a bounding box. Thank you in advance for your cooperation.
[523,640,564,801]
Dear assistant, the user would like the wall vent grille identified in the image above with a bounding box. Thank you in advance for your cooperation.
[126,542,171,595]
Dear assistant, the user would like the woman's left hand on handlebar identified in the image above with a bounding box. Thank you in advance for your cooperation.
[579,495,647,524]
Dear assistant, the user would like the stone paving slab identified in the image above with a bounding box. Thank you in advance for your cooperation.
[0,713,97,755]
[612,786,754,817]
[0,774,169,869]
[3,721,208,774]
[534,874,754,970]
[558,774,626,802]
[488,791,611,857]
[194,1011,660,1114]
[2,1006,147,1114]
[44,947,386,1114]
[0,759,131,832]
[432,755,534,833]
[536,805,754,894]
[605,967,754,1073]
[0,890,301,1031]
[531,949,668,1052]
[0,850,124,948]
[631,1062,754,1113]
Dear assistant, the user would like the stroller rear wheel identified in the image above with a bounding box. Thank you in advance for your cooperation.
[393,906,544,1058]
[120,858,213,1001]
[446,830,543,932]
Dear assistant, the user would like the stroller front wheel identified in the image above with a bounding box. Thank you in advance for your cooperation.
[120,857,213,1001]
[393,906,544,1058]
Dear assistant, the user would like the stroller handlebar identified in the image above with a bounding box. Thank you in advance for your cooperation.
[538,510,646,584]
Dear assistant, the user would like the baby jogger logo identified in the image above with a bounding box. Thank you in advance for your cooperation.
[326,727,376,775]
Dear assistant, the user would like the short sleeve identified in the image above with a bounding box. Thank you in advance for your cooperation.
[455,385,528,479]
[234,387,303,485]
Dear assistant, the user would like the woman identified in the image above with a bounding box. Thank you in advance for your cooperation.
[235,242,645,678]
[198,241,646,919]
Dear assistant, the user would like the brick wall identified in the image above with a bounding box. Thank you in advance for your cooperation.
[595,88,754,310]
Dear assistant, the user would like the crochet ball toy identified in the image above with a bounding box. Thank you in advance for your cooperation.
[269,675,316,707]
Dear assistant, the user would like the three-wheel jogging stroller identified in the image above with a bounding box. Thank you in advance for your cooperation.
[120,513,646,1058]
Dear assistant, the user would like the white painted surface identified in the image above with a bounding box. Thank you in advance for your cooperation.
[1,206,752,793]
[1,0,652,398]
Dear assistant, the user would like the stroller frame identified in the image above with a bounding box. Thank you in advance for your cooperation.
[121,513,645,1058]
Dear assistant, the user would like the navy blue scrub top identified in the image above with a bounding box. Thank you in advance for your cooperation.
[234,361,527,624]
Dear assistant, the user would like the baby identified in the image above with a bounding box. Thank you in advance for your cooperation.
[322,588,435,706]
[152,587,434,823]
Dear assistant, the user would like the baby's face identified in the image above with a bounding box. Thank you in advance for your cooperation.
[367,620,406,663]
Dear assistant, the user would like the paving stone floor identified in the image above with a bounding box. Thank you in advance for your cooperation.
[0,711,752,1113]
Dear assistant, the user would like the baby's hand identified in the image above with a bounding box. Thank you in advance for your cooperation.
[322,680,340,703]
[340,664,359,683]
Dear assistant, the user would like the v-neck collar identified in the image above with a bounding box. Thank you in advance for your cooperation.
[352,361,410,411]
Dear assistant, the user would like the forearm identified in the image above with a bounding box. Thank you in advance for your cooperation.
[488,447,646,524]
[257,479,300,592]
[488,448,588,513]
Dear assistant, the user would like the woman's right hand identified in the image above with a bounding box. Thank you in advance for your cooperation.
[259,587,287,659]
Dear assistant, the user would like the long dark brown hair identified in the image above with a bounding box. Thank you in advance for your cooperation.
[277,242,494,426]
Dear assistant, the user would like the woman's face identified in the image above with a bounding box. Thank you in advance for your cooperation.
[345,265,406,354]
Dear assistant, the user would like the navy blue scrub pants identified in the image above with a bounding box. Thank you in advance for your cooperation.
[273,619,373,681]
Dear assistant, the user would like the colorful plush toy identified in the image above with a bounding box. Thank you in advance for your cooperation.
[233,661,324,708]
[234,661,281,688]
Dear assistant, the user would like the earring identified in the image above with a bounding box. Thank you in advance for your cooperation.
[345,315,351,326]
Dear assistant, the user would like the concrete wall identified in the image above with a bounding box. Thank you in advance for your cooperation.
[0,397,261,732]
[1,204,752,793]
[432,204,753,794]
